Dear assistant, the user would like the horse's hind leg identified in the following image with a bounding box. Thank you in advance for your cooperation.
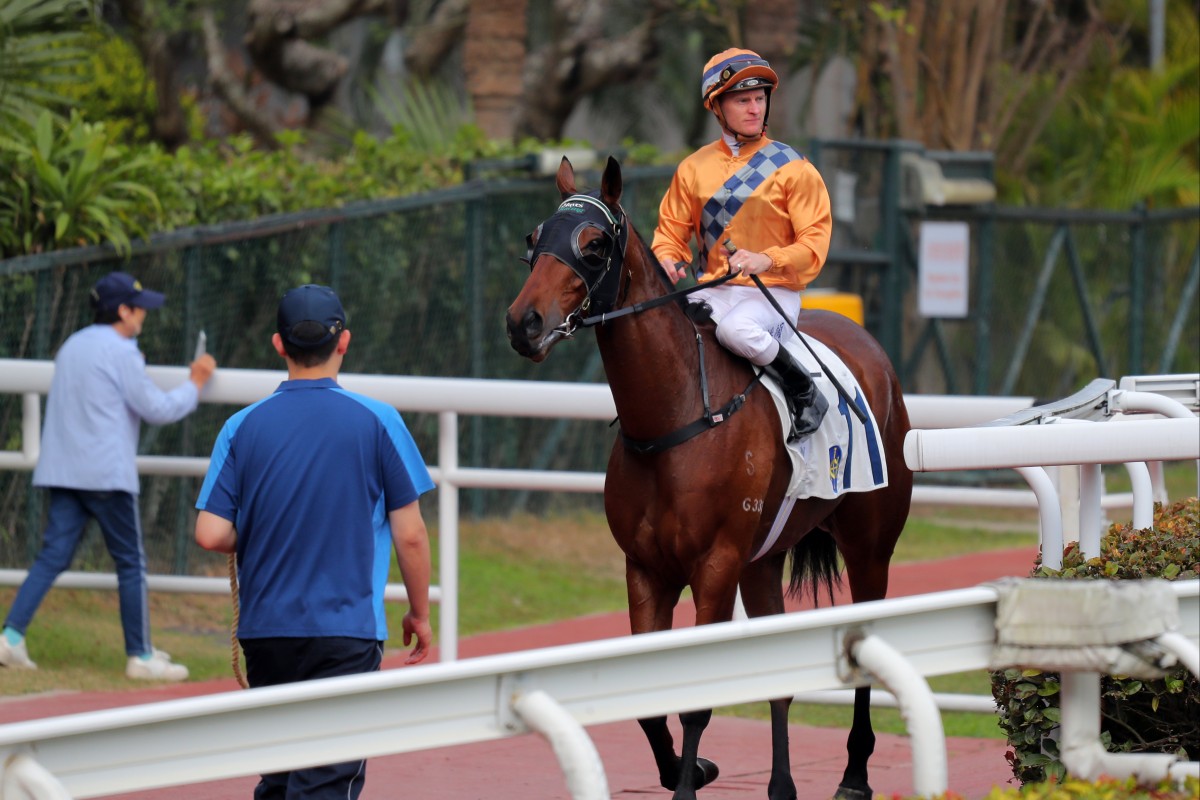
[834,686,877,800]
[833,500,907,800]
[741,554,798,800]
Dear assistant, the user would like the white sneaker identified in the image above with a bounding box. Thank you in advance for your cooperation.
[0,636,37,670]
[126,648,188,681]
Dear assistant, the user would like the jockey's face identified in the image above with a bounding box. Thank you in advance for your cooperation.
[718,89,767,139]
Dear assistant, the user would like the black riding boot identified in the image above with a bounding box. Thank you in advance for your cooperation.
[762,348,828,440]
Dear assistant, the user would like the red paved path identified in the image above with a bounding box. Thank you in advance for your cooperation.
[1,547,1039,799]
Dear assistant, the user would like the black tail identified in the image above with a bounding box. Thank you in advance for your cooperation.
[786,529,843,606]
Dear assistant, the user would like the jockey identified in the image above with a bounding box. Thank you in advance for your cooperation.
[651,47,832,439]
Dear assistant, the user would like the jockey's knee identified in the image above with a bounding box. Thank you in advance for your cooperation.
[715,322,775,364]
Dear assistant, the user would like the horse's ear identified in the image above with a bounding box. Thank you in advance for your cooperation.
[556,156,576,199]
[600,155,623,211]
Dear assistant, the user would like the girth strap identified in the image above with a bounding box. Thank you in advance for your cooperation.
[620,331,761,456]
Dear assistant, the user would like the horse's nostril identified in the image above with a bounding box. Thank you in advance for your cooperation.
[521,309,542,339]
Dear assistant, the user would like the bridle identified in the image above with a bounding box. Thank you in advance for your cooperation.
[523,192,629,340]
[521,194,755,455]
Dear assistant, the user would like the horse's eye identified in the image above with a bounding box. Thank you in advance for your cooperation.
[521,224,542,267]
[578,229,610,267]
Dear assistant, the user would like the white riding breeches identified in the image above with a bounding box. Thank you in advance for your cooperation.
[690,284,801,366]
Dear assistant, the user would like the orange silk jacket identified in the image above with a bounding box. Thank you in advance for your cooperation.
[651,136,832,291]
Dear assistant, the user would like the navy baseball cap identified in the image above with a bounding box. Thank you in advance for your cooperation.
[277,284,346,349]
[90,271,165,312]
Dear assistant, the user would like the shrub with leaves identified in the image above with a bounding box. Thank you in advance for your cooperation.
[895,774,1200,799]
[990,497,1200,784]
[0,111,163,257]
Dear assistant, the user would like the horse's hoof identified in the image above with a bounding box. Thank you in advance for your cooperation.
[833,784,872,800]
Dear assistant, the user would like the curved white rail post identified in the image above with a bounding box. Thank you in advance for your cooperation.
[438,411,460,662]
[511,690,609,800]
[1109,387,1200,498]
[848,633,947,798]
[1014,467,1062,569]
[1122,461,1154,530]
[1059,672,1194,785]
[1157,631,1200,677]
[0,752,71,800]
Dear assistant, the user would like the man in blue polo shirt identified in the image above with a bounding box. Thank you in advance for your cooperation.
[195,284,434,800]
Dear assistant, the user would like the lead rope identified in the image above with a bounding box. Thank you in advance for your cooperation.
[227,553,248,688]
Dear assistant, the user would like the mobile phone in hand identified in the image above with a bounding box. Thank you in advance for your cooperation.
[194,330,207,361]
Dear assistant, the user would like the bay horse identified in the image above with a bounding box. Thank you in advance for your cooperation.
[505,156,913,800]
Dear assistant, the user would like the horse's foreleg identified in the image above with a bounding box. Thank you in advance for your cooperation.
[834,686,876,800]
[766,697,797,800]
[637,716,678,788]
[627,560,715,793]
[636,716,720,795]
[672,708,719,800]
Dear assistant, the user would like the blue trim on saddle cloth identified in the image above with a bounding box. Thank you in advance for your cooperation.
[698,141,803,270]
[837,389,884,490]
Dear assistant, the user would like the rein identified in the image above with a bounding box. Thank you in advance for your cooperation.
[575,269,739,328]
[573,240,759,455]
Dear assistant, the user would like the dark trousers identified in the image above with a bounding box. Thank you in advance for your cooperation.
[241,637,383,800]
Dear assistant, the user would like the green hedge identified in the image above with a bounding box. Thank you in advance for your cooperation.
[990,498,1200,784]
[0,109,664,260]
[900,774,1199,799]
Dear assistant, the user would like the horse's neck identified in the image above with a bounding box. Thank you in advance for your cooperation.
[595,248,738,438]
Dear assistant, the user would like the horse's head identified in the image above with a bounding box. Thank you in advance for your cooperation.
[506,156,627,361]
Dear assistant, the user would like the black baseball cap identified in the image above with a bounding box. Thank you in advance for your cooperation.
[90,271,165,312]
[277,284,346,349]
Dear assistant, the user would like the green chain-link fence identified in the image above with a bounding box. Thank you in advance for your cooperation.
[1,152,1197,576]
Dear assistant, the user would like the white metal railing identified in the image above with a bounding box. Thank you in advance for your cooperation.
[0,581,1194,800]
[1,361,1196,662]
[1,362,1198,799]
[0,359,1042,662]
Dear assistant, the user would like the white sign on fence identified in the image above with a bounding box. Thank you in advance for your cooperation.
[918,221,970,318]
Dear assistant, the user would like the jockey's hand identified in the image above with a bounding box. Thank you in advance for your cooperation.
[660,257,687,285]
[729,249,771,276]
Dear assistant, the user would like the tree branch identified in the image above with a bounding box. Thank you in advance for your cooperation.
[201,9,281,150]
[113,0,187,148]
[405,0,470,78]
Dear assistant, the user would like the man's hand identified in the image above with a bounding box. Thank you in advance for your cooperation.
[659,257,687,285]
[402,611,433,665]
[728,249,772,276]
[189,353,216,389]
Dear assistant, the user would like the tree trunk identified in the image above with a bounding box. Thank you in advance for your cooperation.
[743,0,799,140]
[513,0,666,140]
[114,0,187,149]
[463,0,527,140]
[405,0,470,79]
[242,0,391,110]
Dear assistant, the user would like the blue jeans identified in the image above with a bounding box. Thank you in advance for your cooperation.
[5,489,151,656]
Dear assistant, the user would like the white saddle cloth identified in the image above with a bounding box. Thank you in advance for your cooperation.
[751,334,889,561]
[765,334,889,499]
